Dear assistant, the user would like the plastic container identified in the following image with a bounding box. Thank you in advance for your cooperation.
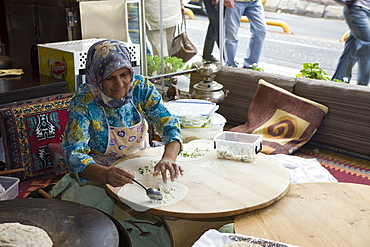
[0,176,20,200]
[182,113,226,143]
[214,132,262,163]
[166,99,219,128]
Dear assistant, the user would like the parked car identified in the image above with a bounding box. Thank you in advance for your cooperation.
[185,0,206,16]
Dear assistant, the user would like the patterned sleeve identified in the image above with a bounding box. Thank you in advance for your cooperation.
[132,75,183,150]
[62,88,102,181]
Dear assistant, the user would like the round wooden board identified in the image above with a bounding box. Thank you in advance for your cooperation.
[107,140,290,218]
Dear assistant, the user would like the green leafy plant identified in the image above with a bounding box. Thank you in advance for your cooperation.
[251,63,264,71]
[296,62,330,81]
[147,55,191,76]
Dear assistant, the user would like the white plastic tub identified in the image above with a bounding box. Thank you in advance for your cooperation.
[0,176,20,200]
[214,132,262,163]
[166,99,219,128]
[182,113,226,143]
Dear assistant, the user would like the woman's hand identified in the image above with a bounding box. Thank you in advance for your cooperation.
[153,158,184,183]
[79,163,134,187]
[106,166,135,187]
[153,141,183,183]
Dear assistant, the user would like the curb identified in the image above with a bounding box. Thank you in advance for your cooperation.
[265,0,345,19]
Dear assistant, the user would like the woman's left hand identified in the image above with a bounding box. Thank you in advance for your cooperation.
[153,141,183,183]
[153,158,184,183]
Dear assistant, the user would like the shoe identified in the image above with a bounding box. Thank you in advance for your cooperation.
[202,55,219,63]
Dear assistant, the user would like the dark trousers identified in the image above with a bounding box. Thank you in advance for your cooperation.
[202,0,221,59]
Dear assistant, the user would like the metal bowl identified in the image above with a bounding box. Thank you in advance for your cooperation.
[0,198,132,247]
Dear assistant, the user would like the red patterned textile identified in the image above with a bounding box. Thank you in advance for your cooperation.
[0,93,73,180]
[294,146,370,186]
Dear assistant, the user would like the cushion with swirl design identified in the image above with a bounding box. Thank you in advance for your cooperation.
[229,79,328,155]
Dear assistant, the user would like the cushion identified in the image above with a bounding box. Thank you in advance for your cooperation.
[229,79,329,155]
[0,93,73,180]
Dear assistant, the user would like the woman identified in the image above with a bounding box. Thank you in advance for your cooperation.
[51,39,183,215]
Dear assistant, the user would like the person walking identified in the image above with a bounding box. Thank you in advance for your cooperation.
[202,0,221,62]
[332,0,370,86]
[224,0,266,68]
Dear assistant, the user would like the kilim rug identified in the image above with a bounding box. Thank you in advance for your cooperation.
[16,174,60,199]
[294,145,370,186]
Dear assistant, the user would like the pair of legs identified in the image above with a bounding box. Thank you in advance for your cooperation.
[146,26,176,57]
[202,0,221,62]
[224,0,266,68]
[332,6,370,86]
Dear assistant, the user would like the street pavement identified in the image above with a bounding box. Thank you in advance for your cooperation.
[183,6,357,89]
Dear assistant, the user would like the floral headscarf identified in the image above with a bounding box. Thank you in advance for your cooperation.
[85,39,134,108]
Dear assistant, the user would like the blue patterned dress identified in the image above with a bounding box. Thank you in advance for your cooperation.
[62,75,182,182]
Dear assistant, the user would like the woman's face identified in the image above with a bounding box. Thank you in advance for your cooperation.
[102,67,131,99]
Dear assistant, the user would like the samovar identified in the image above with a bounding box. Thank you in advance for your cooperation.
[189,62,228,104]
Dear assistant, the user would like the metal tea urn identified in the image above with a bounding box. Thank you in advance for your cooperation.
[189,62,229,104]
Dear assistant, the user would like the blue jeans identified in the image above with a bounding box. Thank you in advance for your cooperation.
[332,6,370,86]
[224,0,266,68]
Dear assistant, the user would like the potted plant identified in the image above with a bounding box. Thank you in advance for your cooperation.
[296,62,330,81]
[147,55,191,77]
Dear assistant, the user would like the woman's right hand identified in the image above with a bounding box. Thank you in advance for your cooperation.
[106,166,135,187]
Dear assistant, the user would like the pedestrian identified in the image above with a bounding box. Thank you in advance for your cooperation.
[144,0,184,57]
[332,0,370,86]
[224,0,266,69]
[202,0,221,62]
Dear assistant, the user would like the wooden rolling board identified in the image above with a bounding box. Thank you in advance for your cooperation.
[107,140,290,219]
[234,182,370,247]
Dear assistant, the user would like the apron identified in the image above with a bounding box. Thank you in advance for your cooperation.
[51,101,149,215]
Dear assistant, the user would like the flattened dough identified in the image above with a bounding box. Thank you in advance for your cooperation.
[118,181,189,211]
[0,222,53,247]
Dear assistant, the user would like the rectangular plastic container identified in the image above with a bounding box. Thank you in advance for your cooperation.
[0,176,20,200]
[214,132,262,163]
[182,113,226,143]
[166,99,219,128]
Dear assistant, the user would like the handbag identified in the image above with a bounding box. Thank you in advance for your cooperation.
[169,15,197,63]
[333,0,356,8]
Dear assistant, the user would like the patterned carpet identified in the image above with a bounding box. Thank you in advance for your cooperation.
[16,174,60,199]
[293,145,370,186]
